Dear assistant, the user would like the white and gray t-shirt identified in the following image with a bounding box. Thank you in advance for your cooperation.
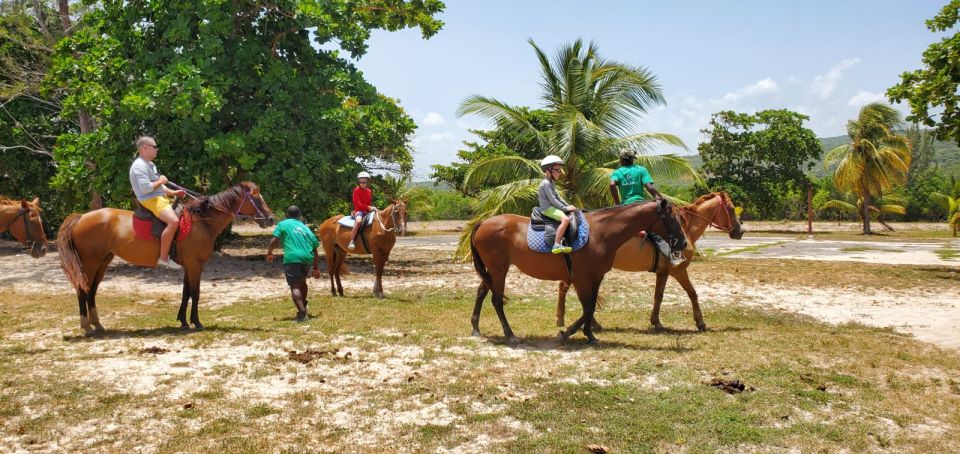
[129,157,165,201]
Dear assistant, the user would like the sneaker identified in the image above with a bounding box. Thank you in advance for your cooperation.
[669,251,685,266]
[348,241,356,251]
[158,258,182,270]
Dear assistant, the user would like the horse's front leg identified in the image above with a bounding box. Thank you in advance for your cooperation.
[557,282,569,327]
[577,282,600,344]
[672,268,705,331]
[372,252,387,299]
[187,267,204,331]
[650,272,669,330]
[471,283,489,337]
[177,273,190,330]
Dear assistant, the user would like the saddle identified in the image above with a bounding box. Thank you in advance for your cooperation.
[337,212,375,252]
[131,198,191,260]
[530,207,579,246]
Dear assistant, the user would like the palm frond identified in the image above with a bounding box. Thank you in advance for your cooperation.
[820,199,858,215]
[463,156,542,192]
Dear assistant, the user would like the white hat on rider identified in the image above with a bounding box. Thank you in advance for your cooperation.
[540,155,564,170]
[357,171,371,179]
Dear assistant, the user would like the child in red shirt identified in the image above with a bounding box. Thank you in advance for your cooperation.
[349,171,375,250]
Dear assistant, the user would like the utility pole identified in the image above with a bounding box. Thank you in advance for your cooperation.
[807,183,813,240]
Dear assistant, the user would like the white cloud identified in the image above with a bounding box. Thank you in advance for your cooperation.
[427,132,454,142]
[847,90,886,106]
[811,58,860,98]
[722,78,779,102]
[422,112,444,126]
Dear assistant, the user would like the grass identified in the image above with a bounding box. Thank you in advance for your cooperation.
[1,263,960,452]
[937,247,960,261]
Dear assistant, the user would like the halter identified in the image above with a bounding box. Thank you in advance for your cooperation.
[234,188,271,222]
[681,193,737,234]
[2,206,35,247]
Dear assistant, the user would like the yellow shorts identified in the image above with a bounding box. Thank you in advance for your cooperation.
[140,196,174,218]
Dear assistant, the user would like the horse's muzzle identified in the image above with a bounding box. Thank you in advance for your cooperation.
[258,217,276,228]
[30,242,46,258]
[730,227,745,240]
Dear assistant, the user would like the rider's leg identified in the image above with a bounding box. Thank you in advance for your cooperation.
[348,214,362,249]
[158,207,179,262]
[555,213,570,245]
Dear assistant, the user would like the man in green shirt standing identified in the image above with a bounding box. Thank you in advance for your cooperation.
[609,149,663,204]
[266,205,320,322]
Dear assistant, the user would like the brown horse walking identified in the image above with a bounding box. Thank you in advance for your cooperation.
[556,192,744,331]
[470,199,686,344]
[317,201,407,298]
[57,182,275,335]
[0,197,48,258]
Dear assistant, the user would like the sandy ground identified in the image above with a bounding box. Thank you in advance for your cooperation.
[1,220,959,351]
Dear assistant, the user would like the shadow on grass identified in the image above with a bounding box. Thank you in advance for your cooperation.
[62,324,271,342]
[474,333,697,353]
[600,325,753,336]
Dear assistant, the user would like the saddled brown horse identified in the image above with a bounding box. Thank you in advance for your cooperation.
[317,201,407,298]
[556,192,743,331]
[57,182,275,335]
[0,197,48,258]
[470,199,686,344]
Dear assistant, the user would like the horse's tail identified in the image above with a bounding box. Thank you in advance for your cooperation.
[469,222,493,289]
[57,214,89,292]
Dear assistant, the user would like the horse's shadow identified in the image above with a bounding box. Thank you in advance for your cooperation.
[600,325,753,336]
[62,324,270,342]
[476,334,696,353]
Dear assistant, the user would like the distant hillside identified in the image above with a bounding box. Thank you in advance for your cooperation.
[663,135,959,182]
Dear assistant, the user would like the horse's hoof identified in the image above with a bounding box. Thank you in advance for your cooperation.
[586,338,600,346]
[471,330,481,337]
[555,331,567,342]
[93,325,105,333]
[651,324,665,332]
[696,324,707,332]
[179,324,191,331]
[83,329,97,337]
[506,336,520,346]
[193,324,205,332]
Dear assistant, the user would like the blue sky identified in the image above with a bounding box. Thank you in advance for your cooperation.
[348,1,949,178]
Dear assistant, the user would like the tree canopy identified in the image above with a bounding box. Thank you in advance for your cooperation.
[698,109,822,218]
[41,0,444,218]
[887,0,960,146]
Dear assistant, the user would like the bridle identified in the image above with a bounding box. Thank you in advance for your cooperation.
[234,188,271,222]
[680,193,737,234]
[2,206,35,247]
[375,203,404,233]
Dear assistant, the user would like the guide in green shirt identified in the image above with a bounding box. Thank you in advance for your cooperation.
[266,206,320,323]
[609,149,663,204]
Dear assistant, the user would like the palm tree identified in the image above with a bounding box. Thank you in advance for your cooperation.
[820,192,907,231]
[932,184,960,237]
[455,39,699,255]
[825,103,911,234]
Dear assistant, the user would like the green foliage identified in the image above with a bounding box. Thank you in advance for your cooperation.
[404,187,472,221]
[888,0,960,145]
[44,0,444,219]
[698,109,822,219]
[430,108,550,195]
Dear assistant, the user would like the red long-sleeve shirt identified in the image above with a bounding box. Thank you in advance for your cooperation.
[352,186,373,215]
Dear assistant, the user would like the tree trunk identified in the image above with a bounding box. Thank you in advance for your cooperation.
[860,189,872,235]
[58,0,102,209]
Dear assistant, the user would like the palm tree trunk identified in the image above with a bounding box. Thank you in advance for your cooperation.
[860,187,872,235]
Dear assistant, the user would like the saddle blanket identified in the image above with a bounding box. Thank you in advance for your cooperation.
[527,210,589,253]
[133,212,192,242]
[337,213,375,228]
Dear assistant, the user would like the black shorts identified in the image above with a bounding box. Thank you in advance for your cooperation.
[283,263,309,287]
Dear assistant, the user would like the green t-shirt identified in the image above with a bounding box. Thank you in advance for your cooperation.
[611,165,654,204]
[272,219,319,264]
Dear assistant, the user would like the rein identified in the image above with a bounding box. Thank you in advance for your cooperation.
[375,205,401,233]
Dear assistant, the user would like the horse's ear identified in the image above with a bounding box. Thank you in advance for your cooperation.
[31,197,40,205]
[20,200,30,209]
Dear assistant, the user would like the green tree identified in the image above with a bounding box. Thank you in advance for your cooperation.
[698,109,822,218]
[887,0,960,145]
[820,192,908,230]
[44,0,444,219]
[825,103,911,234]
[453,39,698,256]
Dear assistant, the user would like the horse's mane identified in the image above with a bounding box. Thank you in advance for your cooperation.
[586,200,658,221]
[184,184,248,220]
[0,197,21,206]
